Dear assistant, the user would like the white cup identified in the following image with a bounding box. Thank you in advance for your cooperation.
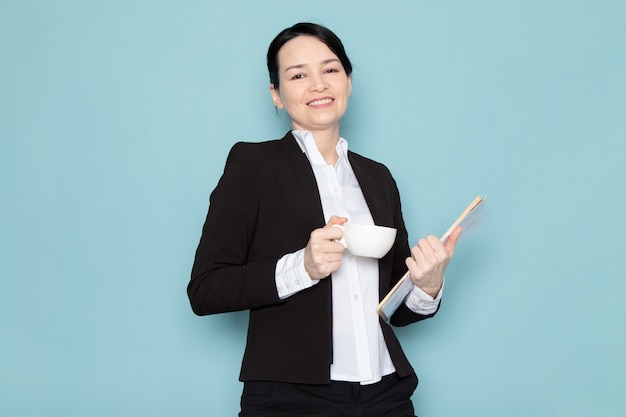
[333,222,397,258]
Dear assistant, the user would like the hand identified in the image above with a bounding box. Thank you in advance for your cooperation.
[405,226,462,298]
[303,216,347,280]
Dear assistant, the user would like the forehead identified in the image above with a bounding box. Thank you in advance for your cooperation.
[277,36,339,69]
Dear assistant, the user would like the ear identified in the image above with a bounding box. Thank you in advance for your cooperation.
[269,84,283,109]
[347,75,352,97]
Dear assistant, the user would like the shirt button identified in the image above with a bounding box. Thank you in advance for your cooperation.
[354,294,359,301]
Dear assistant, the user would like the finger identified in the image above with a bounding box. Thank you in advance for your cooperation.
[327,215,348,226]
[411,241,427,264]
[405,256,426,284]
[311,225,343,243]
[324,240,346,255]
[405,254,420,271]
[324,252,344,263]
[443,226,463,255]
[425,235,445,253]
[323,226,345,242]
[325,216,348,241]
[313,253,343,274]
[405,256,418,276]
[417,237,441,261]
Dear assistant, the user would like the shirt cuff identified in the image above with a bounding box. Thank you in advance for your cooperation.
[275,249,318,299]
[404,278,444,315]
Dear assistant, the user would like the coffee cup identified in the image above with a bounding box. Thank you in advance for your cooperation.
[333,222,397,258]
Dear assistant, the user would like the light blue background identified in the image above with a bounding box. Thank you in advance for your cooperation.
[1,1,625,416]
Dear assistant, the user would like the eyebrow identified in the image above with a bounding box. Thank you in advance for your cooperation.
[283,58,341,73]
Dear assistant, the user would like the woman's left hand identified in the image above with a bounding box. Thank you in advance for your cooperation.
[405,226,462,298]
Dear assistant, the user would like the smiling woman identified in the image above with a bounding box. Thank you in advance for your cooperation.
[269,36,353,162]
[187,22,462,417]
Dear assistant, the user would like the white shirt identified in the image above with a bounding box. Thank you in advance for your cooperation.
[275,130,442,384]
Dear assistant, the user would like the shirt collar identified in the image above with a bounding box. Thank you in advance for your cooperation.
[291,130,349,166]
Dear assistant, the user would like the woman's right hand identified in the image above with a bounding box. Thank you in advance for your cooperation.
[303,216,348,280]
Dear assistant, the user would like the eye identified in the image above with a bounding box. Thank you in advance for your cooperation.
[324,67,340,74]
[290,73,306,80]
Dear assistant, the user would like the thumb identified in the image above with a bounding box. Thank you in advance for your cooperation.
[327,215,348,226]
[444,226,463,255]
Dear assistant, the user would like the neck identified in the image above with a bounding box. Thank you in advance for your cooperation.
[303,126,341,165]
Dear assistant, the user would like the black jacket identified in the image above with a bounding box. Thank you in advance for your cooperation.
[188,131,437,384]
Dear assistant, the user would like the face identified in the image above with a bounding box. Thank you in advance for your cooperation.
[270,36,352,135]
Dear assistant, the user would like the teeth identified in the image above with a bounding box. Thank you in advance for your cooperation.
[309,98,333,106]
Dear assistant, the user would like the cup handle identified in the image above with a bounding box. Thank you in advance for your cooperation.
[331,224,347,248]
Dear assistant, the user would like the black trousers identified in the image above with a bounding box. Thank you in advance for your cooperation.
[239,372,418,417]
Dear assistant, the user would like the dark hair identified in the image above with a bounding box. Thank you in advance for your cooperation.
[267,22,353,90]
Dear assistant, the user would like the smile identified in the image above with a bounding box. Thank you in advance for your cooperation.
[307,98,334,106]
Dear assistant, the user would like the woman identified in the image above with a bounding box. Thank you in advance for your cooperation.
[188,22,461,417]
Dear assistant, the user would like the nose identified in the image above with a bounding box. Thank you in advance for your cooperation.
[309,73,328,92]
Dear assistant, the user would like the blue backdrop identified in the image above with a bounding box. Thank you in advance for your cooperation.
[1,1,625,416]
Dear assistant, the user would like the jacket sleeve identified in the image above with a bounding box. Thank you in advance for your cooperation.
[187,143,282,316]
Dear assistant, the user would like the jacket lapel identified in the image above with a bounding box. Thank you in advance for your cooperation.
[348,152,398,299]
[348,153,393,228]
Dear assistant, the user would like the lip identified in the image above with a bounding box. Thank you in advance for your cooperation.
[307,96,334,108]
